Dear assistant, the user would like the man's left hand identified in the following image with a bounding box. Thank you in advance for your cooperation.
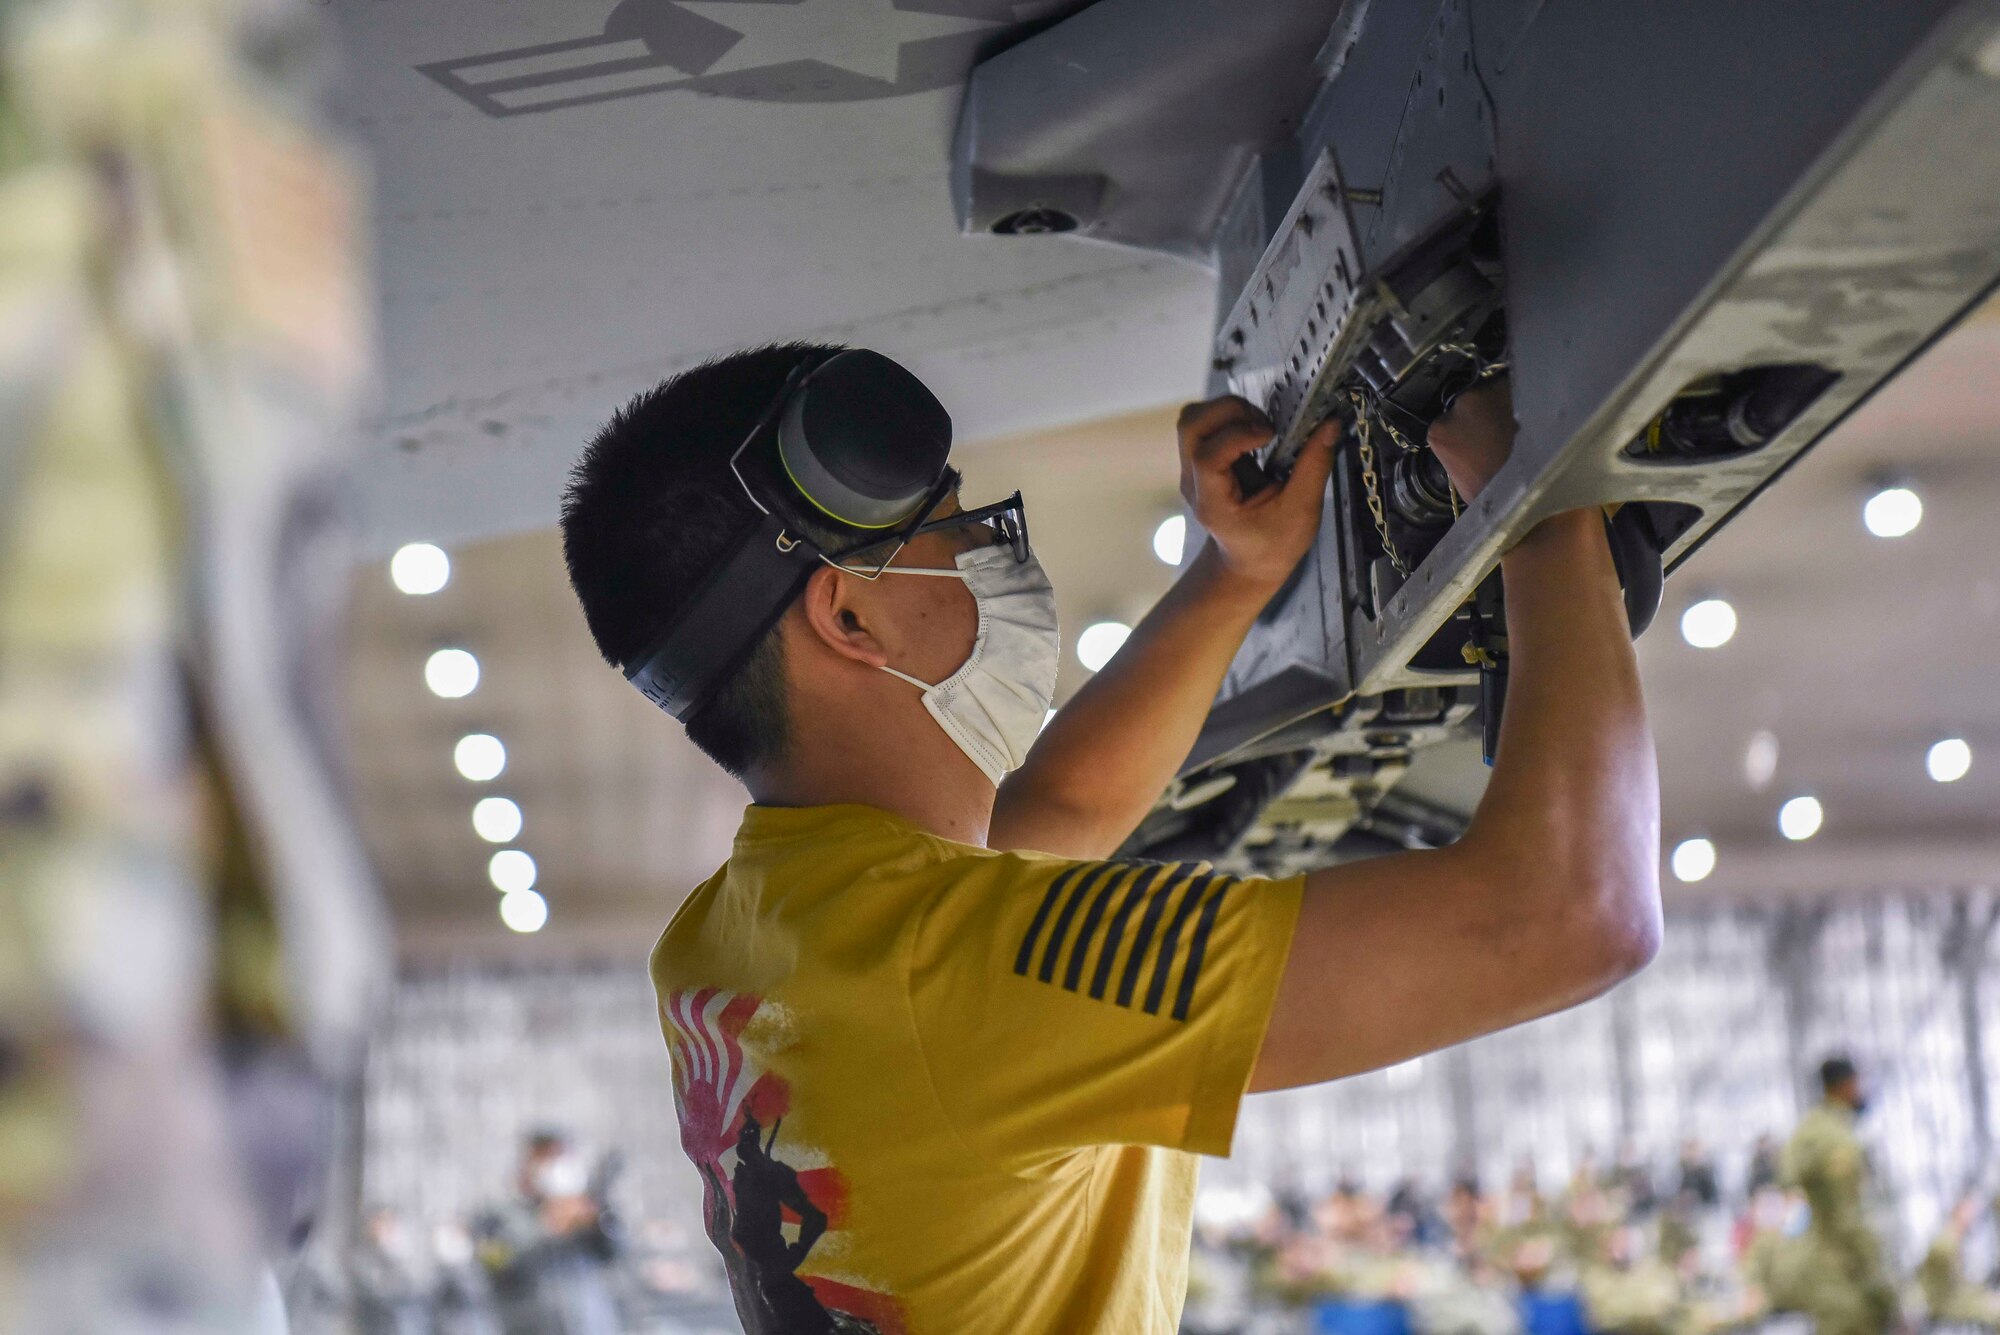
[1176,396,1338,593]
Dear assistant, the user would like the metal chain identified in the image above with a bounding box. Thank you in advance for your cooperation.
[1350,339,1510,577]
[1376,407,1423,456]
[1435,342,1511,383]
[1348,388,1411,577]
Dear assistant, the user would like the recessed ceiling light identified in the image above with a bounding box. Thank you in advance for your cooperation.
[1778,795,1823,841]
[1978,29,2000,80]
[390,542,451,595]
[499,888,547,933]
[425,648,479,699]
[1862,485,1922,538]
[1153,514,1187,567]
[1927,738,1972,783]
[1670,838,1716,883]
[1743,730,1780,791]
[1076,621,1132,672]
[472,796,523,843]
[488,848,537,893]
[1680,598,1737,649]
[454,733,506,782]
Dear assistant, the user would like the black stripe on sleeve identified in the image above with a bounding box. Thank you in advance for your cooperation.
[1171,878,1235,1021]
[1014,863,1085,976]
[1038,862,1114,983]
[1142,871,1218,1015]
[1089,862,1165,1000]
[1062,864,1136,992]
[1116,862,1200,1008]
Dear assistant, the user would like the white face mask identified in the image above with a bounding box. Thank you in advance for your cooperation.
[876,544,1060,786]
[532,1154,589,1199]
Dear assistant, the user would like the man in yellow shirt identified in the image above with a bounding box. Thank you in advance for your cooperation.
[560,344,1661,1333]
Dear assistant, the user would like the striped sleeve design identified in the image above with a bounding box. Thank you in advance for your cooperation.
[1011,860,1238,1022]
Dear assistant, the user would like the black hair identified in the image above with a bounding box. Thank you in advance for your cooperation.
[1819,1054,1858,1092]
[560,343,848,777]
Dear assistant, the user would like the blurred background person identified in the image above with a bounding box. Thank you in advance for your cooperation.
[431,1218,501,1335]
[1675,1140,1719,1211]
[474,1130,622,1335]
[351,1206,433,1335]
[1577,1222,1686,1335]
[1745,1134,1783,1198]
[1918,1194,2000,1329]
[1781,1054,1899,1335]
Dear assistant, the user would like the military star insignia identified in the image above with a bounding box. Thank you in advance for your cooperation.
[675,0,1002,84]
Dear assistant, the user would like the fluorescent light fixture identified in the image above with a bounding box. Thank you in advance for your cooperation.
[454,733,506,782]
[425,648,480,699]
[390,542,451,595]
[499,888,548,933]
[1670,838,1716,883]
[488,848,537,893]
[1076,621,1132,673]
[472,796,523,843]
[1153,514,1187,567]
[1778,795,1823,841]
[1927,738,1971,783]
[1680,598,1737,649]
[1862,485,1922,538]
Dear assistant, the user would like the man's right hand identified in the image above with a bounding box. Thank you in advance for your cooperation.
[539,1195,600,1236]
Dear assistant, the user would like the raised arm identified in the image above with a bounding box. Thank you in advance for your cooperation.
[1251,381,1662,1090]
[989,397,1337,859]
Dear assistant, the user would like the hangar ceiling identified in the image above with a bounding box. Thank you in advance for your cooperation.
[342,299,2000,958]
[325,0,1226,557]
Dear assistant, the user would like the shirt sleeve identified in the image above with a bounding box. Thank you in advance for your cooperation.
[904,849,1303,1171]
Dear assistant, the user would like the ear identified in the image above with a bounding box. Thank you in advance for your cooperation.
[798,565,890,668]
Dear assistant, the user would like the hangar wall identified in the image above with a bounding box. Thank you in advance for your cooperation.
[361,889,2000,1262]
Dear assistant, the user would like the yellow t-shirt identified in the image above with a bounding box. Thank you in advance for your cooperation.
[649,803,1302,1335]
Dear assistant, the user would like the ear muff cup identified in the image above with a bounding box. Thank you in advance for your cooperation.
[777,349,952,529]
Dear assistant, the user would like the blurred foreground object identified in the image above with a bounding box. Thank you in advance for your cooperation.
[0,0,384,1329]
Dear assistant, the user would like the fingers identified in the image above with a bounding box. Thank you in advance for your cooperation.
[1273,417,1338,515]
[1178,394,1265,434]
[1180,396,1273,468]
[1196,420,1277,477]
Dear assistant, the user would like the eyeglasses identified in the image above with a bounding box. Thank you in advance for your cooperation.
[822,484,1031,577]
[911,491,1031,563]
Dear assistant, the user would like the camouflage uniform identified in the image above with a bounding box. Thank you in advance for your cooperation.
[1780,1100,1896,1335]
[1578,1257,1686,1335]
[1917,1229,2000,1328]
[1741,1224,1811,1316]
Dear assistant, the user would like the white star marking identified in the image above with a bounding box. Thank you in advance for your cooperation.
[676,0,1002,85]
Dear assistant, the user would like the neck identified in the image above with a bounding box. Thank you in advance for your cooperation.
[747,680,996,847]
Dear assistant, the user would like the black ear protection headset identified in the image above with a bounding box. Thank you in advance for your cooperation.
[625,349,1029,722]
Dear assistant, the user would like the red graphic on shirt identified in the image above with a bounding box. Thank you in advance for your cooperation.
[662,987,907,1335]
